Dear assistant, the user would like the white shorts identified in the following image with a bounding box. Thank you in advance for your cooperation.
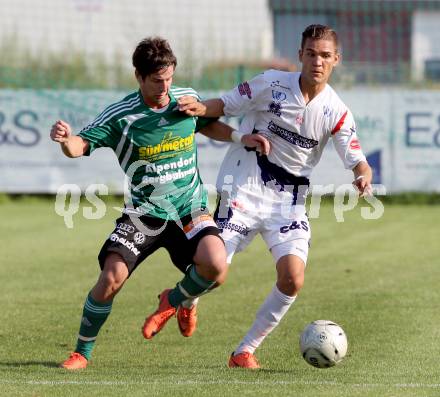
[215,199,311,265]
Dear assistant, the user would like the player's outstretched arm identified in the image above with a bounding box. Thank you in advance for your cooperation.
[352,160,373,196]
[178,97,225,117]
[199,121,234,142]
[50,120,89,158]
[200,121,270,155]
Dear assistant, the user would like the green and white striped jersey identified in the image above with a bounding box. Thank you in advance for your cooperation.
[78,86,214,220]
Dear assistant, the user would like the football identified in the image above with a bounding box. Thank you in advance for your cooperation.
[299,320,348,368]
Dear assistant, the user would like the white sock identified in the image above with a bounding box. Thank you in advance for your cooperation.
[181,297,199,308]
[235,285,296,355]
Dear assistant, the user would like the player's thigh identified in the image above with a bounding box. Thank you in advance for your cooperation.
[214,204,259,264]
[92,253,129,300]
[97,214,165,276]
[262,208,311,264]
[164,212,222,274]
[98,252,129,286]
[192,234,226,269]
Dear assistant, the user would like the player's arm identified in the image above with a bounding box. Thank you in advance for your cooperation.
[198,120,232,141]
[331,109,372,196]
[180,74,265,118]
[200,120,270,155]
[352,160,373,196]
[50,119,89,158]
[179,97,225,117]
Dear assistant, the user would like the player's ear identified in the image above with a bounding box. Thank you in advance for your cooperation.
[135,69,142,84]
[333,52,341,67]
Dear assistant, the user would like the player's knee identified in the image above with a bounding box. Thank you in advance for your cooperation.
[94,254,129,299]
[193,235,228,281]
[291,274,304,293]
[101,270,125,288]
[277,277,303,296]
[276,254,306,296]
[277,270,304,296]
[197,254,228,283]
[210,262,228,285]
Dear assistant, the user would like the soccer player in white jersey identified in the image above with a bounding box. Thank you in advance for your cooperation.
[178,24,372,368]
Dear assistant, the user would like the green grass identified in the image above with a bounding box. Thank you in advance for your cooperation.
[0,199,439,396]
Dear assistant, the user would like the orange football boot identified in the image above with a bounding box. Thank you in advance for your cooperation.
[59,352,88,370]
[142,289,176,339]
[228,351,260,369]
[177,304,197,337]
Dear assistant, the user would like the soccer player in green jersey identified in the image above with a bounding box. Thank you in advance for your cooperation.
[50,36,270,370]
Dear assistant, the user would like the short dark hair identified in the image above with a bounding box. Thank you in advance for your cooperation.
[132,37,177,79]
[301,24,339,50]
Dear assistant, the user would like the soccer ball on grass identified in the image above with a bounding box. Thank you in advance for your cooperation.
[299,320,348,368]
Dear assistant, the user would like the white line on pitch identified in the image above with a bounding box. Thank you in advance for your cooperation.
[0,380,439,388]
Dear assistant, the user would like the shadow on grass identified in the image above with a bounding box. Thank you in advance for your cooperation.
[0,361,59,368]
[257,368,295,374]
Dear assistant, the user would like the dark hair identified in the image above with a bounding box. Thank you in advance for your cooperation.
[132,37,177,79]
[301,24,339,50]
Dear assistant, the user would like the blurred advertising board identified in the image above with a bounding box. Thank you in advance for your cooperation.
[0,89,439,193]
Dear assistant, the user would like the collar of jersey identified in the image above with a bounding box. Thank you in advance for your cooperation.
[137,89,177,112]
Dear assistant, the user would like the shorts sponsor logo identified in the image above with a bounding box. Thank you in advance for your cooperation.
[117,223,135,234]
[268,121,318,149]
[133,232,145,244]
[183,215,217,239]
[109,233,140,256]
[280,220,309,234]
[217,220,249,236]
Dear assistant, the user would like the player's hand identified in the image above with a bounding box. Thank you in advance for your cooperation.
[178,96,207,116]
[242,133,271,155]
[353,175,373,197]
[50,120,72,143]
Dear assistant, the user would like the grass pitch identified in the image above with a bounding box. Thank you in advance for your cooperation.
[0,197,439,396]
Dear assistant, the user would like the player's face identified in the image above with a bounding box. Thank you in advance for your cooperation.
[138,65,174,108]
[299,38,339,87]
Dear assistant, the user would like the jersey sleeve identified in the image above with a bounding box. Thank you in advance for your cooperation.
[220,73,267,117]
[331,109,367,169]
[77,114,121,156]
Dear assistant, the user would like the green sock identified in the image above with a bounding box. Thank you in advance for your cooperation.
[168,265,215,308]
[74,293,113,360]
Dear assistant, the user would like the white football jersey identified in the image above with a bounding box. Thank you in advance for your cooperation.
[219,70,366,181]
